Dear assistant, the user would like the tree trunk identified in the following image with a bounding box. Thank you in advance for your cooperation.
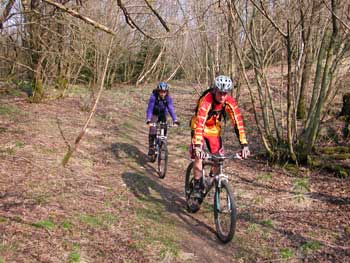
[286,21,297,162]
[296,0,315,120]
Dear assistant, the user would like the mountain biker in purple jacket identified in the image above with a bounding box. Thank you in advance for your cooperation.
[146,82,180,156]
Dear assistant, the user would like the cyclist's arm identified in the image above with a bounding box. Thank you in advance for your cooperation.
[146,94,156,122]
[193,93,212,146]
[225,96,248,146]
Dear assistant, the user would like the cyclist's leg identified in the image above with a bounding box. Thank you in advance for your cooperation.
[148,115,158,156]
[192,159,204,201]
[189,133,204,199]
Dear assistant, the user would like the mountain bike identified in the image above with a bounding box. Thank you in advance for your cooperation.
[185,152,241,243]
[149,121,172,179]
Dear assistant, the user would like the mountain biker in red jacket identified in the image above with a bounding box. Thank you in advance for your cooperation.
[190,75,250,201]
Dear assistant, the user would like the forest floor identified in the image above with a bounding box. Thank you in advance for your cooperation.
[0,83,349,263]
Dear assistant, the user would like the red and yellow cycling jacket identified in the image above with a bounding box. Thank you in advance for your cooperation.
[190,91,248,146]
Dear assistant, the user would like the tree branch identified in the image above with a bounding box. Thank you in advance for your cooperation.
[62,36,115,166]
[143,0,170,32]
[321,0,350,32]
[0,0,16,29]
[116,0,154,39]
[249,0,287,38]
[41,0,117,36]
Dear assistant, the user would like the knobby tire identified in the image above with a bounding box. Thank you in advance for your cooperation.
[157,141,168,179]
[214,180,237,243]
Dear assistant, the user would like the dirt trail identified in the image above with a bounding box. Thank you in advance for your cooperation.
[0,84,349,262]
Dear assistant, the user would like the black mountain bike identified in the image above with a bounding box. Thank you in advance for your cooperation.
[149,122,171,179]
[185,152,241,243]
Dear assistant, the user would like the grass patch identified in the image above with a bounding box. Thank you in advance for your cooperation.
[79,213,117,228]
[31,193,50,205]
[32,219,56,230]
[0,147,15,155]
[121,121,135,130]
[136,206,163,223]
[15,140,25,148]
[301,240,322,254]
[280,248,294,259]
[159,238,179,260]
[61,220,73,230]
[68,250,81,263]
[292,178,310,202]
[0,242,19,254]
[132,201,180,261]
[261,219,274,227]
[252,195,265,205]
[69,85,90,95]
[8,87,23,97]
[247,223,259,233]
[257,173,274,181]
[293,178,310,193]
[345,225,350,236]
[0,104,21,117]
[0,141,26,155]
[283,163,300,176]
[176,144,188,153]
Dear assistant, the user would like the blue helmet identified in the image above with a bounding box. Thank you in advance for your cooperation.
[214,75,233,92]
[157,82,169,91]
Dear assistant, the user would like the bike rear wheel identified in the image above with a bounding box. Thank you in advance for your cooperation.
[214,180,237,243]
[157,141,168,179]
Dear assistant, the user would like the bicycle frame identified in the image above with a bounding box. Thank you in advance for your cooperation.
[150,122,167,154]
[155,122,167,150]
[149,121,173,178]
[203,153,241,191]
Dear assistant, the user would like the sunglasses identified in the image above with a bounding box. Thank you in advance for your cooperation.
[217,91,228,96]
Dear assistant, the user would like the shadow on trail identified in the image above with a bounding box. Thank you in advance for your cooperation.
[121,172,222,244]
[112,141,258,260]
[111,142,148,166]
[111,142,216,235]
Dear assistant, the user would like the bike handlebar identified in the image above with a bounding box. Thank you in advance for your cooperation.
[204,152,243,162]
[148,122,177,128]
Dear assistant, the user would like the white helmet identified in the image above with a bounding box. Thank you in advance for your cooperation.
[214,75,233,92]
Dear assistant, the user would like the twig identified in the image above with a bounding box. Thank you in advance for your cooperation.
[62,36,115,166]
[249,0,287,38]
[42,0,117,36]
[143,0,170,32]
[116,0,154,39]
[321,0,350,32]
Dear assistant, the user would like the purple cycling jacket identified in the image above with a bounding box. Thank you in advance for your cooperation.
[146,92,177,122]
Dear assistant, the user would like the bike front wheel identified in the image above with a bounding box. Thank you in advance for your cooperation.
[214,180,237,243]
[157,142,168,179]
[184,162,200,213]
